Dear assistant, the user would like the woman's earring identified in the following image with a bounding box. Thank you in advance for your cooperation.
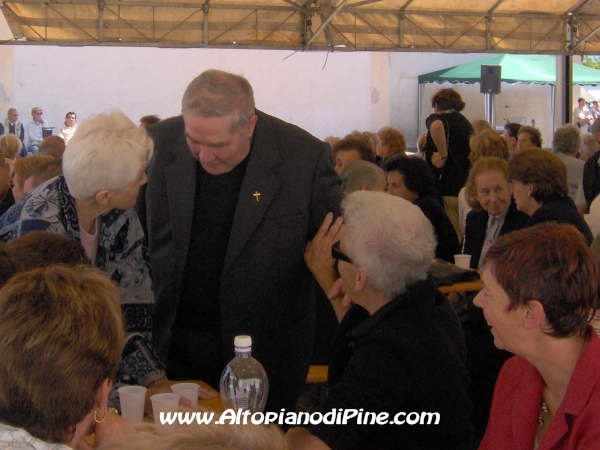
[94,406,108,423]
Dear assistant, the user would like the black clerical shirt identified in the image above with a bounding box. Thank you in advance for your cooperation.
[174,155,250,333]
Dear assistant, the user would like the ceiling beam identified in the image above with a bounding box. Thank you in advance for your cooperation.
[307,0,347,46]
[573,23,600,50]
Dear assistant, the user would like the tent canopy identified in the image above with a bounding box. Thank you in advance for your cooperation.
[1,0,600,53]
[418,54,600,86]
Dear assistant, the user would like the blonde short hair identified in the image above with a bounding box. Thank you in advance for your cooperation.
[0,134,22,160]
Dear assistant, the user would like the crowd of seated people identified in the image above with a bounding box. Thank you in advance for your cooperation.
[316,94,600,449]
[2,86,600,450]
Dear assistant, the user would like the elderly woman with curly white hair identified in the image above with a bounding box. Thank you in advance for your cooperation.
[0,111,172,407]
[289,191,473,450]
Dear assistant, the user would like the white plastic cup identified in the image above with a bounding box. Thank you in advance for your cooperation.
[454,254,472,269]
[150,393,180,425]
[171,383,199,407]
[118,385,146,422]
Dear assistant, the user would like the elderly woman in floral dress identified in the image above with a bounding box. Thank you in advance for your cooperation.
[0,110,169,406]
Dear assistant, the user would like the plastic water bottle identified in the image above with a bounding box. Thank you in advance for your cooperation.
[220,335,269,413]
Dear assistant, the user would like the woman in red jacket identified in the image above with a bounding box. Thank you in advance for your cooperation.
[475,222,600,450]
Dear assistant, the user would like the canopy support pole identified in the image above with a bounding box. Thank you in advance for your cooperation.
[418,83,423,137]
[485,93,496,126]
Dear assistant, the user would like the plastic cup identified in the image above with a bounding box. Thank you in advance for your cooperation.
[454,254,472,269]
[171,383,199,407]
[118,385,146,422]
[150,393,180,425]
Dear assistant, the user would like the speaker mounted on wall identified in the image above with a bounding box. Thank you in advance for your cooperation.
[480,65,502,94]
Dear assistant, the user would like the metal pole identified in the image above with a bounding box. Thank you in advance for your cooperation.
[418,83,422,137]
[485,93,495,125]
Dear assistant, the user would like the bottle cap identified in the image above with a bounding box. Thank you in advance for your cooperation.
[234,335,252,352]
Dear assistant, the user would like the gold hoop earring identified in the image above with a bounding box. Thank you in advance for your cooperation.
[94,406,107,423]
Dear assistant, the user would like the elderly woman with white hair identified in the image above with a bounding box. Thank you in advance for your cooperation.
[289,191,473,450]
[0,110,168,404]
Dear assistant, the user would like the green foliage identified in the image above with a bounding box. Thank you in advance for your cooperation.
[583,56,600,70]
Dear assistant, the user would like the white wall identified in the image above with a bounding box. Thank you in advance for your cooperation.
[11,46,372,140]
[0,12,575,149]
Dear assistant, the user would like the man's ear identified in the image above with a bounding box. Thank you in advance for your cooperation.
[522,300,546,331]
[245,114,258,139]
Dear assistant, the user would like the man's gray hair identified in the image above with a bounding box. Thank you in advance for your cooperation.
[552,124,581,156]
[342,191,436,298]
[340,160,384,194]
[182,70,255,131]
[62,110,153,199]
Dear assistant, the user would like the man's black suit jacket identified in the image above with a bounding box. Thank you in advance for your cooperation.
[136,110,342,412]
[463,201,529,269]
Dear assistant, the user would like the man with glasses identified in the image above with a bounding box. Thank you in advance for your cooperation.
[2,109,25,158]
[52,112,78,144]
[24,107,48,156]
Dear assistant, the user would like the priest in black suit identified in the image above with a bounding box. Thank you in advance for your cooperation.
[136,70,343,414]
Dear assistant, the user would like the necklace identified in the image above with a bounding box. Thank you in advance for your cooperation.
[538,399,550,428]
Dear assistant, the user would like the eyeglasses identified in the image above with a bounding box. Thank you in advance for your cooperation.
[35,112,43,115]
[331,244,353,276]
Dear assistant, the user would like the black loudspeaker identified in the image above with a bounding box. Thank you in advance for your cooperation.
[480,65,501,94]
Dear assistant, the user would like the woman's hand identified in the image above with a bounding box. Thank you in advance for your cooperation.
[431,153,447,169]
[304,212,344,294]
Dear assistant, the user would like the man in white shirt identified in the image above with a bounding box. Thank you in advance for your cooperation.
[574,98,593,132]
[52,112,78,144]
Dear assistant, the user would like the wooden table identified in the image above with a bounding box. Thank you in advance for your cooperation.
[189,380,225,413]
[438,279,483,294]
